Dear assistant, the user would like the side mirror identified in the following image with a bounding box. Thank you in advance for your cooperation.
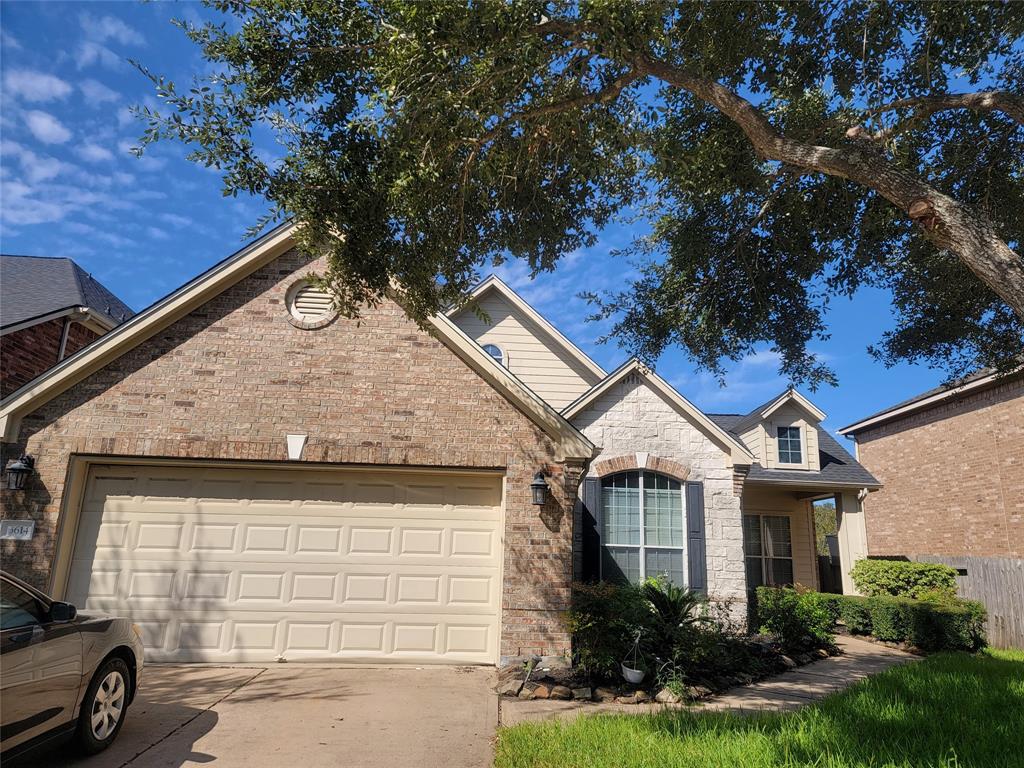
[49,601,77,623]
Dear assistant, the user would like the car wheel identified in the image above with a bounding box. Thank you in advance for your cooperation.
[76,657,131,755]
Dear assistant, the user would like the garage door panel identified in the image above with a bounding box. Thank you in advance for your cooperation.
[68,464,503,663]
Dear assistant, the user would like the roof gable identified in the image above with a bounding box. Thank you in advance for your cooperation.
[0,225,594,461]
[731,388,827,434]
[562,359,754,465]
[448,276,606,380]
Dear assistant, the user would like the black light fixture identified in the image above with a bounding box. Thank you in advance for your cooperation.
[4,455,34,491]
[530,470,548,506]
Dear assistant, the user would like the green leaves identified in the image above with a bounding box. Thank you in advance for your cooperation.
[136,0,1024,384]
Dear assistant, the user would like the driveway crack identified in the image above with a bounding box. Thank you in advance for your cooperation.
[116,668,267,768]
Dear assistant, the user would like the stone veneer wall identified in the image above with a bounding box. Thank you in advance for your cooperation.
[0,248,583,660]
[569,372,747,616]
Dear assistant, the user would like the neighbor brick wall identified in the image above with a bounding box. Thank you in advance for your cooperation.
[1,318,101,397]
[0,248,582,659]
[569,372,748,616]
[854,374,1023,558]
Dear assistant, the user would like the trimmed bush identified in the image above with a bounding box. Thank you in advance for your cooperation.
[868,596,914,641]
[755,587,836,653]
[850,559,958,599]
[800,591,986,652]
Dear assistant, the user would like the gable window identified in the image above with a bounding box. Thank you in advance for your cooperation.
[743,515,793,587]
[777,426,802,464]
[482,343,505,366]
[601,471,685,586]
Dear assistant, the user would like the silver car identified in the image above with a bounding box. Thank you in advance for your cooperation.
[0,571,144,762]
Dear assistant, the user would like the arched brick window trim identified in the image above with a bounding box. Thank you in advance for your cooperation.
[592,453,690,482]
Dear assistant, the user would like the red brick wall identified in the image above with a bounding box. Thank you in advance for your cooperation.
[0,249,582,658]
[1,318,101,397]
[855,375,1024,558]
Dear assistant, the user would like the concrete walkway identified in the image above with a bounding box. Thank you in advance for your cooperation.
[500,635,916,726]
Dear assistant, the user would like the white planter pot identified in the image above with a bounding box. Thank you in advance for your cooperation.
[621,664,646,684]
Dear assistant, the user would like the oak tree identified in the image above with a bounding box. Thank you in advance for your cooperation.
[137,0,1024,386]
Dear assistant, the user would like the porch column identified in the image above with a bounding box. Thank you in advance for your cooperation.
[835,491,869,594]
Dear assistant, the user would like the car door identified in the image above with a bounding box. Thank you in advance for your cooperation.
[0,577,84,753]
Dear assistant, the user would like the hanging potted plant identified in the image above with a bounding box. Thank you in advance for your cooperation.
[621,628,646,684]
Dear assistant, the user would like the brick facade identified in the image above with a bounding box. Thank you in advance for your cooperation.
[1,317,100,397]
[854,374,1024,558]
[569,372,748,614]
[0,248,582,659]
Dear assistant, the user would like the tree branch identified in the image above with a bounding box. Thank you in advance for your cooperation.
[632,55,1024,319]
[847,90,1024,141]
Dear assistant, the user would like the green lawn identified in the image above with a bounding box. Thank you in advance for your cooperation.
[494,649,1024,768]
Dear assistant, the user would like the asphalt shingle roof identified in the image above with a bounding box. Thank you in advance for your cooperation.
[1,255,134,330]
[708,412,880,487]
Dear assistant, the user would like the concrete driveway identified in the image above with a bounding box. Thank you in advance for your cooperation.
[35,664,497,768]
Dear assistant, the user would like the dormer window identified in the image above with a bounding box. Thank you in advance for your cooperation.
[777,426,802,464]
[482,343,505,367]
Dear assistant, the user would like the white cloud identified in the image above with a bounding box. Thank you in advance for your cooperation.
[0,179,69,225]
[1,31,23,51]
[146,226,170,240]
[77,142,115,162]
[158,212,192,227]
[23,110,72,144]
[75,41,122,70]
[79,78,120,104]
[80,13,145,46]
[3,68,73,102]
[1,140,71,183]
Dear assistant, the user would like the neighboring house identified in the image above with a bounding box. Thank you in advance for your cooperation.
[839,370,1023,647]
[1,255,134,398]
[0,224,878,667]
[839,369,1023,559]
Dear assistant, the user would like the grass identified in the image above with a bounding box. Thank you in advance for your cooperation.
[494,649,1024,768]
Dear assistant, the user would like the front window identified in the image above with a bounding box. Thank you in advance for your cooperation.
[777,426,802,464]
[601,471,685,586]
[743,515,794,588]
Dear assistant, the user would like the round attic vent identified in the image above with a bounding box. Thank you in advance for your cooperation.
[285,279,337,329]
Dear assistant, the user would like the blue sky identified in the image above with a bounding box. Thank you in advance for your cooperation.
[1,2,954,437]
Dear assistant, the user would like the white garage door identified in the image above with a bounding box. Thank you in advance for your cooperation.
[66,464,503,664]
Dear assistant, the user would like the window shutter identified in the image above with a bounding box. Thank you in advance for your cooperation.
[685,481,707,595]
[581,477,602,581]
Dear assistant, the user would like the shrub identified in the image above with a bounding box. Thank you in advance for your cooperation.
[868,596,915,641]
[850,559,958,600]
[564,582,650,679]
[838,596,873,634]
[908,598,987,652]
[755,587,836,653]
[794,591,986,652]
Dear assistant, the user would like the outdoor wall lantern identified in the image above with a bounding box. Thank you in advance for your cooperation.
[4,455,35,491]
[530,470,549,506]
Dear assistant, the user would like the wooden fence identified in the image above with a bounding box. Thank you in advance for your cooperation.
[916,555,1024,649]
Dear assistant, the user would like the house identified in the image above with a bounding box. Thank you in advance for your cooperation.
[0,224,878,666]
[1,254,134,398]
[838,370,1023,647]
[839,369,1023,560]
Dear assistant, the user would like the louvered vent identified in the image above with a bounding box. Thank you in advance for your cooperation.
[290,284,332,320]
